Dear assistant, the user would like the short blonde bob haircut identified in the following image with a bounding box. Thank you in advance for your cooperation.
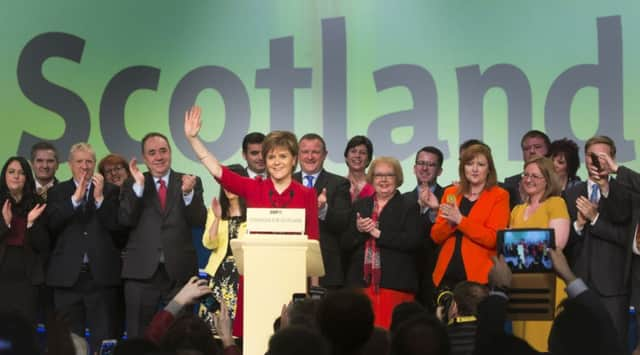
[366,156,404,188]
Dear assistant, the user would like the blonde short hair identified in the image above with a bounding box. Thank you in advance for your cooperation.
[68,142,95,162]
[366,156,404,187]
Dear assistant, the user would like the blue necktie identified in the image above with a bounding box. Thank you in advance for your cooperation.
[590,184,600,204]
[304,175,314,188]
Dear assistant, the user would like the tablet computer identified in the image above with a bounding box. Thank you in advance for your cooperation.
[497,228,555,273]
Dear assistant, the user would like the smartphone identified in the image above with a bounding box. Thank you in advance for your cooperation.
[309,286,327,300]
[201,294,221,312]
[590,152,602,172]
[197,270,220,312]
[292,292,307,303]
[98,339,118,355]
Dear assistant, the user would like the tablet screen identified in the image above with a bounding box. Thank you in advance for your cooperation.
[498,229,555,273]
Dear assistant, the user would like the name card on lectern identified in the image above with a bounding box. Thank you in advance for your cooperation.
[246,208,305,235]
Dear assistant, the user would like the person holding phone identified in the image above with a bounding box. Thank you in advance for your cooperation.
[563,135,633,348]
[508,156,570,351]
[201,164,247,337]
[431,144,510,290]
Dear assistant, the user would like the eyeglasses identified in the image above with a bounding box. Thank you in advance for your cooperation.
[521,173,544,180]
[415,161,438,168]
[104,166,125,175]
[373,173,396,179]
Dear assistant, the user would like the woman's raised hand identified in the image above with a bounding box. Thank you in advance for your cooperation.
[184,106,202,138]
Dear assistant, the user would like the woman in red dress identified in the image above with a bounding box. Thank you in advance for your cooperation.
[184,107,320,336]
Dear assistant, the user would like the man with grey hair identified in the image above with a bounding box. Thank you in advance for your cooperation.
[46,142,122,350]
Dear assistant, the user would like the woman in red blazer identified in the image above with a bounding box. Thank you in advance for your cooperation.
[431,144,510,289]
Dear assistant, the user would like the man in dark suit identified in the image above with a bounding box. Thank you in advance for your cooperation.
[119,132,207,337]
[30,141,61,327]
[563,135,632,346]
[595,154,640,354]
[240,132,266,179]
[502,130,551,209]
[294,133,351,289]
[402,146,444,309]
[46,142,121,349]
[30,141,60,201]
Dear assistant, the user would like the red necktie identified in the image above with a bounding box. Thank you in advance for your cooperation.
[158,179,167,210]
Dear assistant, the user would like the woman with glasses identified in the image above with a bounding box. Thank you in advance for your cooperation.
[97,154,132,339]
[509,156,570,352]
[343,135,375,201]
[342,156,423,328]
[98,154,131,187]
[431,144,510,290]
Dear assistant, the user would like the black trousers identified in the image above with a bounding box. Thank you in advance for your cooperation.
[124,264,186,338]
[600,294,630,347]
[53,265,117,352]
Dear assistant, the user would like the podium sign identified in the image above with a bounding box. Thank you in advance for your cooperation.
[246,208,305,235]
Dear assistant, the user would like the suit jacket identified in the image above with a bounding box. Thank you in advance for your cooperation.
[502,173,523,210]
[402,184,444,306]
[294,169,351,287]
[342,190,423,292]
[46,179,121,287]
[0,194,49,285]
[563,180,632,297]
[119,170,206,283]
[403,183,444,252]
[431,185,510,286]
[610,166,640,306]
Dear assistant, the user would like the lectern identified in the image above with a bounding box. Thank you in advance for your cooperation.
[230,208,325,355]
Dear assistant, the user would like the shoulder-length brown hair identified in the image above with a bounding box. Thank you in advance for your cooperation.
[458,144,498,195]
[523,157,562,203]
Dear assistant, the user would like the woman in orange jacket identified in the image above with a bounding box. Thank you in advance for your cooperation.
[431,144,510,289]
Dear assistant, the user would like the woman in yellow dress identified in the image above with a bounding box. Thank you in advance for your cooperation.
[509,156,570,352]
[201,164,247,337]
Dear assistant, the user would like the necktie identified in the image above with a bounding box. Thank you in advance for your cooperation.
[590,184,600,204]
[158,179,167,210]
[304,175,314,188]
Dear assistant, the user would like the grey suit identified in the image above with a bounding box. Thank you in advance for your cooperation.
[119,170,206,336]
[564,179,632,344]
[294,169,351,288]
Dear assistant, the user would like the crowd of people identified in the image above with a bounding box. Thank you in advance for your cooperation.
[0,105,639,355]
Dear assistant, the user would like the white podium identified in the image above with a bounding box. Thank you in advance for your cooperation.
[230,235,324,355]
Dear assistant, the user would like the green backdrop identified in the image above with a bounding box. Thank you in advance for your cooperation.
[2,1,638,200]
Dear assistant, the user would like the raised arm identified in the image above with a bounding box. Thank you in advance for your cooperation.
[184,106,222,178]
